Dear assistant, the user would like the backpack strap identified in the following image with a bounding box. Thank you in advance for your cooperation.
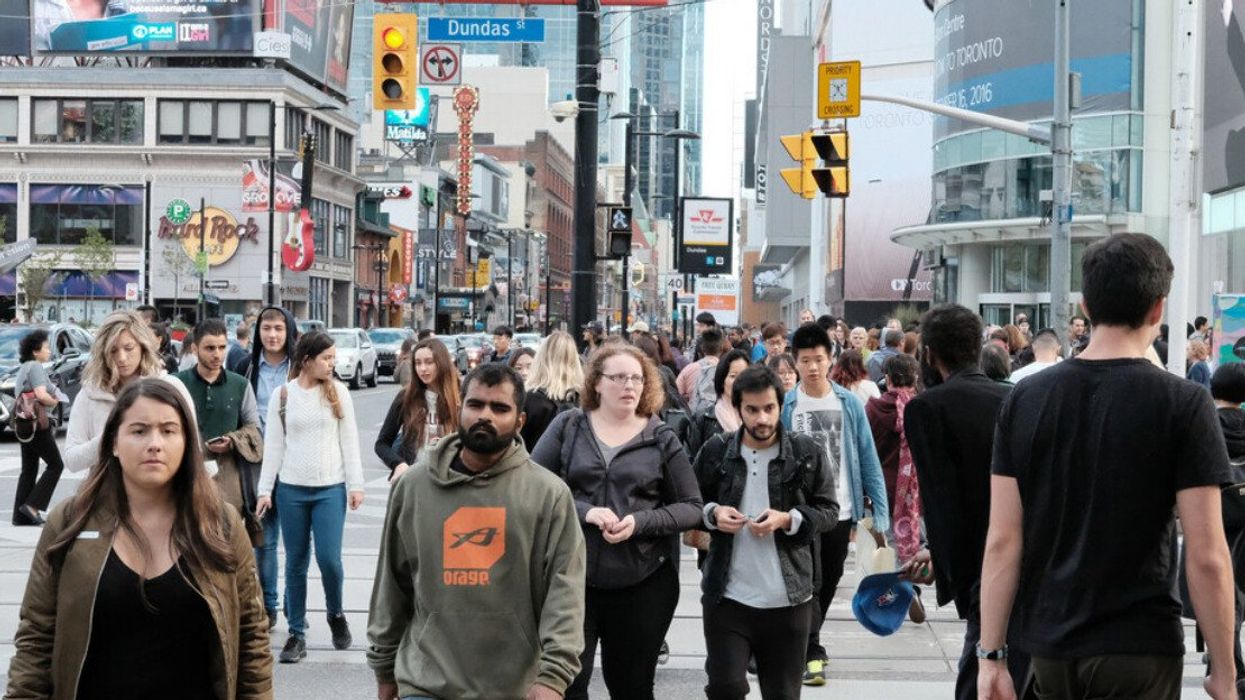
[279,385,288,433]
[556,409,583,479]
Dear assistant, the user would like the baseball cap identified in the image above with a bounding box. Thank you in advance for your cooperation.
[627,320,650,334]
[852,571,915,636]
[582,321,604,334]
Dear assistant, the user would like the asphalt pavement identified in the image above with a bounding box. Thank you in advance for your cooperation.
[0,379,1220,698]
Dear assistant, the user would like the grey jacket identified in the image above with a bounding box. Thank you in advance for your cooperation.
[693,427,839,606]
[530,409,702,589]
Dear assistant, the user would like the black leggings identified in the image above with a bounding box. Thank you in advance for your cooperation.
[806,520,853,661]
[565,561,680,700]
[15,427,63,518]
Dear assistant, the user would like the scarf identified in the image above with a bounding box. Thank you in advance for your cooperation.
[891,388,923,563]
[714,397,741,433]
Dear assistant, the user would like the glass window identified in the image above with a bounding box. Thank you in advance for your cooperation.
[217,102,241,143]
[29,204,58,244]
[0,100,16,142]
[118,101,142,144]
[60,100,87,143]
[245,102,268,145]
[1025,242,1049,291]
[187,101,212,144]
[159,100,184,143]
[90,101,115,143]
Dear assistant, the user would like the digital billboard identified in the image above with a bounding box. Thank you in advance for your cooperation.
[278,0,353,95]
[0,0,29,55]
[384,88,431,143]
[34,0,258,52]
[932,0,1135,140]
[1204,1,1245,193]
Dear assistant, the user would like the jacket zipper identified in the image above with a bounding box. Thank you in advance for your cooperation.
[72,532,112,698]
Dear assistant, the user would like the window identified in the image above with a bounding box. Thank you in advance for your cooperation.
[28,184,143,246]
[0,184,15,243]
[311,119,332,165]
[333,204,349,259]
[285,108,303,150]
[990,242,1088,294]
[158,100,270,145]
[32,99,142,144]
[0,100,16,143]
[311,198,330,256]
[334,131,353,171]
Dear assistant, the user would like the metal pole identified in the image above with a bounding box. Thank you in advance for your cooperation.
[433,218,441,334]
[1049,0,1073,355]
[508,231,515,329]
[571,0,601,349]
[544,245,552,335]
[267,100,277,306]
[1166,0,1201,375]
[142,180,152,305]
[621,119,634,340]
[198,196,206,323]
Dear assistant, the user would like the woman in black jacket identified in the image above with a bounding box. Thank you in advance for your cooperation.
[686,349,750,462]
[373,338,460,483]
[519,331,583,450]
[531,344,702,700]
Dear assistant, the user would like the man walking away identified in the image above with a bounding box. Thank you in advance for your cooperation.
[866,330,903,384]
[978,233,1237,700]
[368,363,585,700]
[904,303,1028,700]
[227,321,251,375]
[1007,328,1061,384]
[678,328,728,413]
[695,366,838,699]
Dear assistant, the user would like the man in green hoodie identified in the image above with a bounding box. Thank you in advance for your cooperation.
[367,363,586,700]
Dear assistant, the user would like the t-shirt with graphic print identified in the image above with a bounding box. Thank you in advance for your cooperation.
[790,386,851,521]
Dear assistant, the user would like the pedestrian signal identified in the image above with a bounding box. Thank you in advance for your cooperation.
[373,14,419,111]
[779,130,850,199]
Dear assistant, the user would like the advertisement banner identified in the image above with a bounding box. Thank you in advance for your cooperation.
[385,89,432,143]
[279,0,353,94]
[695,278,740,327]
[751,263,787,302]
[679,196,733,276]
[401,227,412,285]
[1213,294,1245,367]
[242,159,301,213]
[35,0,258,53]
[1205,3,1245,193]
[932,0,1134,140]
[0,0,29,55]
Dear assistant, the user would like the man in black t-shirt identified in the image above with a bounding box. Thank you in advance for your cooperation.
[978,233,1238,700]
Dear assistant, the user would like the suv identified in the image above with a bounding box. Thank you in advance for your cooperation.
[367,327,415,379]
[453,334,495,374]
[0,324,93,432]
[328,328,379,389]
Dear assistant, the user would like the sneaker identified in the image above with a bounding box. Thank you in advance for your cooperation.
[657,640,669,665]
[908,590,927,624]
[802,659,826,686]
[266,609,278,631]
[278,635,306,664]
[746,655,757,675]
[327,613,352,650]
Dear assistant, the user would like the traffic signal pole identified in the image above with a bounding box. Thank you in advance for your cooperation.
[621,119,634,339]
[1049,0,1073,355]
[571,0,600,346]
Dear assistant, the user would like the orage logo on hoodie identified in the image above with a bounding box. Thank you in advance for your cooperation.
[443,507,506,586]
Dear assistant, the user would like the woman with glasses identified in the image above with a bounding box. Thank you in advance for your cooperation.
[766,353,799,394]
[531,344,702,700]
[375,338,460,484]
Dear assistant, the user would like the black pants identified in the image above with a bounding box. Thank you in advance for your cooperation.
[957,613,1031,700]
[1030,654,1181,700]
[566,560,680,700]
[15,427,62,520]
[704,598,814,700]
[806,520,852,661]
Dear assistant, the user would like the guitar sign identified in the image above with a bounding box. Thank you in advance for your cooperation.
[282,209,316,272]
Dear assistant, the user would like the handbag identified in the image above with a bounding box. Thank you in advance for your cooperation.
[12,366,49,443]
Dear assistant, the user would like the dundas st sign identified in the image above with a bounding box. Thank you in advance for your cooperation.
[158,205,260,267]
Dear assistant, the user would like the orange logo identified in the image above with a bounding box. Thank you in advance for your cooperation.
[442,507,505,586]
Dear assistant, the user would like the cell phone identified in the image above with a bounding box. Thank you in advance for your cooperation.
[208,436,228,445]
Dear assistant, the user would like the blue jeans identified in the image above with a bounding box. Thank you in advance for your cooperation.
[276,483,346,637]
[254,500,280,614]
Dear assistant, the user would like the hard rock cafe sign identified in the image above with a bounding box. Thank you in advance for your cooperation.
[158,206,260,267]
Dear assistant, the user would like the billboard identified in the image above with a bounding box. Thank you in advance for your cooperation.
[751,263,787,302]
[34,0,257,53]
[1204,2,1245,193]
[679,196,733,275]
[0,0,29,55]
[932,0,1134,140]
[1213,294,1245,366]
[241,159,303,213]
[384,89,432,143]
[278,0,353,95]
[695,278,739,327]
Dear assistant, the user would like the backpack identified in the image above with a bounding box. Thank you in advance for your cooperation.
[688,358,718,414]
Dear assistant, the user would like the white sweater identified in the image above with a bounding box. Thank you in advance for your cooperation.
[258,379,365,495]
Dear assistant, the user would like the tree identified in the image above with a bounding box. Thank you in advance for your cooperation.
[160,241,195,320]
[73,228,115,322]
[18,252,62,323]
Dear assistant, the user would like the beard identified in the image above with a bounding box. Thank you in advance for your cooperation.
[920,358,944,389]
[743,422,777,443]
[458,421,514,455]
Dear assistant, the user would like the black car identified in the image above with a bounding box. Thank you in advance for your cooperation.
[0,324,93,432]
[367,327,415,378]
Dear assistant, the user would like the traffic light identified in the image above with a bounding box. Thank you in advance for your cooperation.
[607,206,633,258]
[373,14,418,111]
[779,130,850,199]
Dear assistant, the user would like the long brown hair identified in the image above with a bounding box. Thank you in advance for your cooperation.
[46,379,236,580]
[581,344,665,417]
[401,338,460,447]
[290,331,343,420]
[831,348,869,386]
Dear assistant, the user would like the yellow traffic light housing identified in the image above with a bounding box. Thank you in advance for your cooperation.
[373,14,418,111]
[779,130,850,199]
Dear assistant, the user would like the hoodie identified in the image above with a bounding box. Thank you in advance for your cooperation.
[367,433,586,700]
[246,306,299,391]
[865,390,903,512]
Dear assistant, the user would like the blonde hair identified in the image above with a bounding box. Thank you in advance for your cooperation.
[526,331,585,402]
[1188,339,1210,361]
[581,344,665,417]
[84,310,164,393]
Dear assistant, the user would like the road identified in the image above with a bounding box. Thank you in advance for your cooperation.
[0,378,1219,698]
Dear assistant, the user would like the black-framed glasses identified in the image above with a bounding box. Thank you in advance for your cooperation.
[603,373,645,387]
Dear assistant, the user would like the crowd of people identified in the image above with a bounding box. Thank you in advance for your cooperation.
[3,232,1244,700]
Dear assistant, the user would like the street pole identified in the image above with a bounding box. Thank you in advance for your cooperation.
[1166,0,1201,375]
[142,179,151,305]
[621,119,634,340]
[544,245,552,336]
[267,100,277,307]
[1049,0,1073,354]
[508,231,515,329]
[571,0,601,349]
[197,196,206,323]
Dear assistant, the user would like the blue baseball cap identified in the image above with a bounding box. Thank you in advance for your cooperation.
[852,571,916,636]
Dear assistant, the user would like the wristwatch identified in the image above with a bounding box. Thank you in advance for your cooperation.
[975,643,1008,661]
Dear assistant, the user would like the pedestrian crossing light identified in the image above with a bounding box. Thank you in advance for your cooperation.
[607,206,633,258]
[779,130,850,199]
[373,14,418,111]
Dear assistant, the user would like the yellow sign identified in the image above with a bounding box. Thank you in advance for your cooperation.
[476,257,491,280]
[817,61,861,119]
[157,206,259,267]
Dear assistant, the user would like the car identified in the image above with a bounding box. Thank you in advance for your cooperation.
[0,324,94,433]
[514,333,542,350]
[327,328,379,389]
[367,327,415,379]
[297,319,326,335]
[452,333,494,374]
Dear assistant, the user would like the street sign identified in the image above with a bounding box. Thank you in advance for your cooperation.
[125,282,139,302]
[817,60,861,119]
[427,17,546,43]
[204,280,230,290]
[166,198,192,225]
[0,240,36,276]
[420,43,462,85]
[666,277,683,290]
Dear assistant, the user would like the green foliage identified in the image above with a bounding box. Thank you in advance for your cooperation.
[18,252,62,323]
[73,228,115,285]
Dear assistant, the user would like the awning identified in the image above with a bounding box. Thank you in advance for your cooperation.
[0,270,139,298]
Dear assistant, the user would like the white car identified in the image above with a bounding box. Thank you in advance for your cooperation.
[328,328,379,389]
